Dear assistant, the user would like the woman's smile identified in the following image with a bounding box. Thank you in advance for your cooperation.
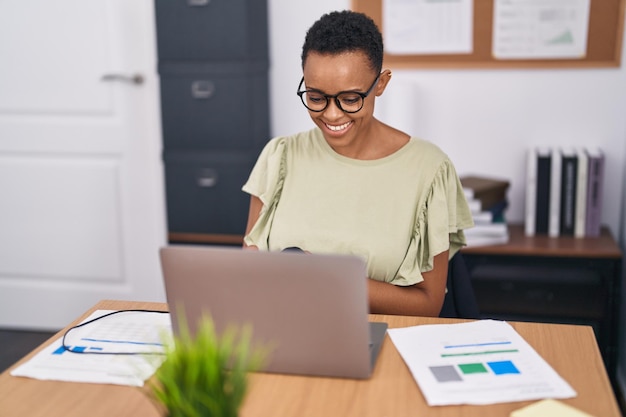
[324,121,353,134]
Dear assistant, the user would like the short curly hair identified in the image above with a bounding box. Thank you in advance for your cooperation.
[301,10,383,74]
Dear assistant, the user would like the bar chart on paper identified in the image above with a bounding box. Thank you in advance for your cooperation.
[429,339,522,383]
[387,320,576,406]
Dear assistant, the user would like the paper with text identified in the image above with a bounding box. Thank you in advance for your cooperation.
[493,0,590,59]
[383,0,473,55]
[387,320,576,406]
[10,310,172,386]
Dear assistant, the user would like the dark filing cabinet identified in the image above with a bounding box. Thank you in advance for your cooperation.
[462,224,622,385]
[154,0,270,244]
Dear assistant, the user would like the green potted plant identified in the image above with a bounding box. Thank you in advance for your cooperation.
[148,312,268,417]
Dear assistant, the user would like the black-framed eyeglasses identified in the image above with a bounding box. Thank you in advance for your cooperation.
[296,74,381,113]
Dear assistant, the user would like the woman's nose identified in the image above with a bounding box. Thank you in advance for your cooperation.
[322,98,344,120]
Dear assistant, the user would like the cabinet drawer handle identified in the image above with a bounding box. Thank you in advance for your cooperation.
[191,80,215,99]
[101,73,144,85]
[187,0,210,6]
[197,168,218,188]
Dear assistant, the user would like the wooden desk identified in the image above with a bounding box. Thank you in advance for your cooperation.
[0,300,620,417]
[462,224,622,384]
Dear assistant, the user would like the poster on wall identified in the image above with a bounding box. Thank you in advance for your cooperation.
[492,0,591,59]
[382,0,474,55]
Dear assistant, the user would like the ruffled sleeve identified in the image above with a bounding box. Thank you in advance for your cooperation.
[241,137,288,249]
[394,160,474,285]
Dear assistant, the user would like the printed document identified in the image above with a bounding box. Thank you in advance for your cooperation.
[10,310,172,386]
[493,0,590,59]
[383,0,473,54]
[387,320,576,406]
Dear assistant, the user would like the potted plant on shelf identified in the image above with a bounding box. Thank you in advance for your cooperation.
[148,312,268,417]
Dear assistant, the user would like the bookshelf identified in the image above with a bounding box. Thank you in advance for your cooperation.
[462,224,622,384]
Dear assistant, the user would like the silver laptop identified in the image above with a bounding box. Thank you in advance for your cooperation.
[159,245,387,379]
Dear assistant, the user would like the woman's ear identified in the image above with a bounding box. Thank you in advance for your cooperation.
[375,69,392,96]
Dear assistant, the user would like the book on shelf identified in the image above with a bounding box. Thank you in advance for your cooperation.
[464,222,509,247]
[585,147,605,237]
[482,199,508,223]
[559,147,578,236]
[460,175,510,211]
[574,148,588,238]
[466,198,482,214]
[461,175,510,247]
[472,210,494,225]
[464,234,510,247]
[525,147,552,237]
[465,222,508,236]
[524,148,537,236]
[535,148,552,235]
[524,145,605,238]
[548,147,562,238]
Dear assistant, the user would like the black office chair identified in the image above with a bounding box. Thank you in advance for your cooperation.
[439,252,480,319]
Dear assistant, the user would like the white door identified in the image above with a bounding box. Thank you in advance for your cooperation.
[0,0,167,329]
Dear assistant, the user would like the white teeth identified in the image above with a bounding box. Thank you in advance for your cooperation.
[326,121,351,131]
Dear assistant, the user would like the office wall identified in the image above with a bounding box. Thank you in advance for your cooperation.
[617,142,626,401]
[267,0,626,238]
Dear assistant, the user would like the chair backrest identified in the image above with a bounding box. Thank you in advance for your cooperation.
[439,252,480,319]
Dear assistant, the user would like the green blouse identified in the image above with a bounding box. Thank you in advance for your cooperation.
[242,128,474,286]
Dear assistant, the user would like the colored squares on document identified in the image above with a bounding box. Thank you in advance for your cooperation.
[458,362,488,374]
[429,360,520,383]
[429,365,463,382]
[487,360,520,375]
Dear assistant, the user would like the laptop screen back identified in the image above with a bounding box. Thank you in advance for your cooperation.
[160,245,378,378]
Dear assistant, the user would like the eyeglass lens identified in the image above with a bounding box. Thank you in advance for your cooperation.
[301,91,364,113]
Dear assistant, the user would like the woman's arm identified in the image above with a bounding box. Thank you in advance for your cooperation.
[245,194,449,316]
[367,250,449,317]
[243,195,263,249]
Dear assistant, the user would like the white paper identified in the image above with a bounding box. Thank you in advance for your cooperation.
[493,0,590,59]
[387,320,576,406]
[10,310,172,386]
[383,0,473,55]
